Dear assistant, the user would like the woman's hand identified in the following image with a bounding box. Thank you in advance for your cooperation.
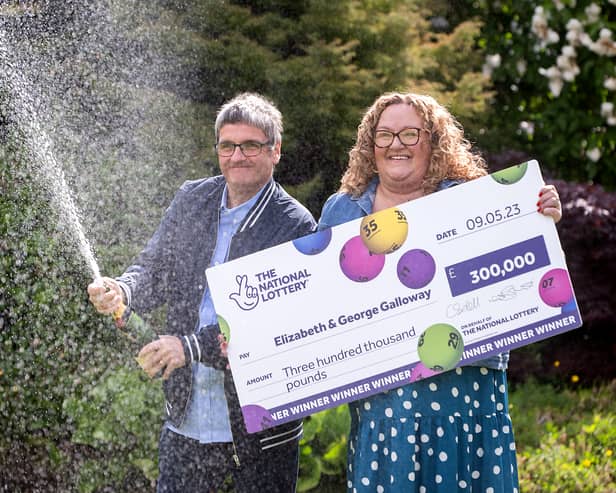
[537,184,562,223]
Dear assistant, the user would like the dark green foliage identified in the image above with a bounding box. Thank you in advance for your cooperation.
[0,141,164,489]
[298,405,350,492]
[63,366,163,491]
[510,380,616,493]
[135,0,493,215]
[508,178,616,387]
[1,147,100,440]
[0,143,135,489]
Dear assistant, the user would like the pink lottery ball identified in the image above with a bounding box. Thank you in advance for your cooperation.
[397,249,436,289]
[339,235,386,282]
[409,362,440,383]
[539,268,574,307]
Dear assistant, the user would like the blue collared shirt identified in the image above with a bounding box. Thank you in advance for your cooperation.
[167,184,263,443]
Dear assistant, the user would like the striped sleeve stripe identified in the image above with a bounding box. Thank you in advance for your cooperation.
[116,280,132,307]
[261,428,304,450]
[191,334,201,362]
[259,422,303,443]
[183,335,195,363]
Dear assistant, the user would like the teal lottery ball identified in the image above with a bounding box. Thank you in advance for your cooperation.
[417,323,464,372]
[293,228,332,255]
[217,315,231,343]
[491,162,528,185]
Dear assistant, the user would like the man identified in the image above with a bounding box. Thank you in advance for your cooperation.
[88,93,316,492]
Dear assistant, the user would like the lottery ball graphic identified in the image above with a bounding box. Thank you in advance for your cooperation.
[242,404,275,433]
[539,268,574,307]
[397,249,436,289]
[561,298,577,313]
[360,207,408,254]
[409,362,440,383]
[491,162,528,185]
[217,315,231,343]
[417,323,464,372]
[339,235,386,282]
[293,228,332,255]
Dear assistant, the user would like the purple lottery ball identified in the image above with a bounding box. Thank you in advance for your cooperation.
[293,228,332,255]
[339,235,385,282]
[242,404,275,433]
[397,249,436,289]
[539,268,574,307]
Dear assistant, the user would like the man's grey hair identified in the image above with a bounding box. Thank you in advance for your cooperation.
[215,93,283,145]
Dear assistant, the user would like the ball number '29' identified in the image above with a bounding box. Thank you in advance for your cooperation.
[417,323,464,372]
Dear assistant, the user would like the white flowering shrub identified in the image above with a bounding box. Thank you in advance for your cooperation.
[478,0,615,187]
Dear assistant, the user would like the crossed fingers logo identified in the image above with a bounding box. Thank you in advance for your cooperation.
[229,274,259,311]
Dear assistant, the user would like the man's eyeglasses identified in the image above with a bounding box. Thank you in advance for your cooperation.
[374,127,426,148]
[215,140,273,157]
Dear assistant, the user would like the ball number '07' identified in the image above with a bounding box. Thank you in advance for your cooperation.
[469,251,536,284]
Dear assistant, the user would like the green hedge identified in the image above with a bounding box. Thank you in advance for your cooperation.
[0,143,153,490]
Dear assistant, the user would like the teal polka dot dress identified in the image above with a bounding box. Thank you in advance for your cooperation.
[346,367,519,492]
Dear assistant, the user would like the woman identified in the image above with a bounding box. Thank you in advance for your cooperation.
[318,92,561,492]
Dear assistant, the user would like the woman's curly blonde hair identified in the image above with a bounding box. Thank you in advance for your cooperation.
[340,92,487,196]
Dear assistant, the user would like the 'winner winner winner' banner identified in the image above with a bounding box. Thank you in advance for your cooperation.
[207,160,582,433]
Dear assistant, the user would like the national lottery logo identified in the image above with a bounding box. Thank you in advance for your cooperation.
[228,268,312,311]
[229,275,259,311]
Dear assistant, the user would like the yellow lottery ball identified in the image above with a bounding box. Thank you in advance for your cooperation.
[360,207,408,254]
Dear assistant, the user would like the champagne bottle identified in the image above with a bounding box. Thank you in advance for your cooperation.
[112,302,160,373]
[112,301,157,348]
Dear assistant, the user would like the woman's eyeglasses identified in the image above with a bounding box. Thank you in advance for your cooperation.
[374,127,427,148]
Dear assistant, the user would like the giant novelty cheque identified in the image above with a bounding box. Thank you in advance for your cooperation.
[207,160,582,433]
